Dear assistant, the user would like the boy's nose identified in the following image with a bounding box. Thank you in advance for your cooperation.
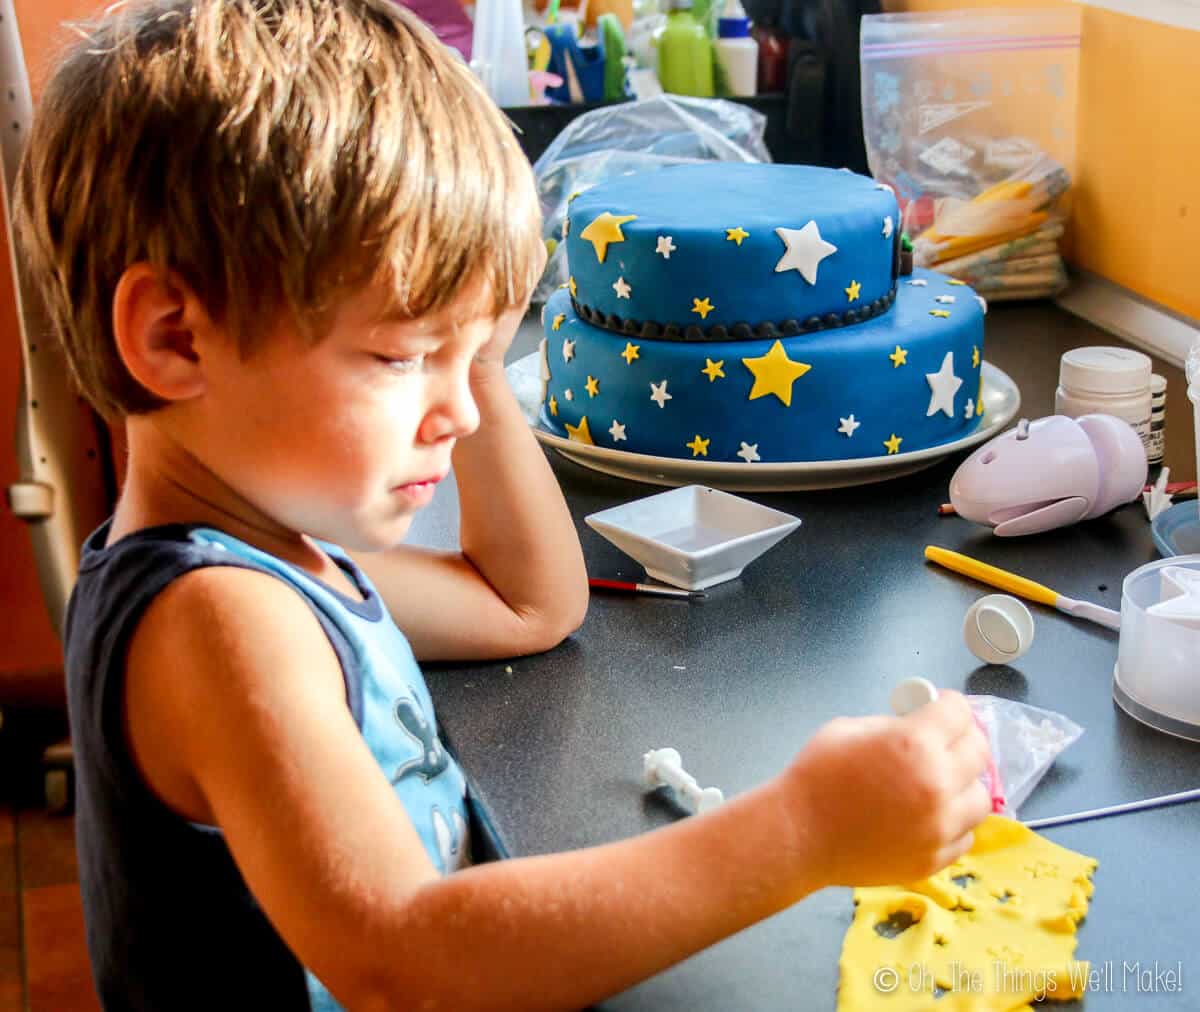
[420,376,479,443]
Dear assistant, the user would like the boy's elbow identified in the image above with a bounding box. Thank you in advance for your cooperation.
[516,590,588,655]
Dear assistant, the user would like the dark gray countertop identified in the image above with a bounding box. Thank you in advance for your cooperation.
[414,301,1198,1010]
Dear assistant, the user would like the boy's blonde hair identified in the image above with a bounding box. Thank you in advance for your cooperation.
[14,0,544,420]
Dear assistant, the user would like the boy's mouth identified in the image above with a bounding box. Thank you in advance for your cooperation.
[391,471,448,506]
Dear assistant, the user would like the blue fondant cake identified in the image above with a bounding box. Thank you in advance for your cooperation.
[541,165,986,464]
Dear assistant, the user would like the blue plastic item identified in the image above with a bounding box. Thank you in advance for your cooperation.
[1152,499,1200,557]
[544,23,608,104]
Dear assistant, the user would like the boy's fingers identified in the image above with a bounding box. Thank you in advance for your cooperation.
[946,721,992,790]
[908,689,975,740]
[947,780,994,839]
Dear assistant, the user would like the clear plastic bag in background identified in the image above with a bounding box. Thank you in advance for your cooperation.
[530,95,771,304]
[860,8,1081,301]
[969,695,1084,816]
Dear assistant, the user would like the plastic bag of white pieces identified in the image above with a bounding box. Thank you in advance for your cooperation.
[970,695,1083,816]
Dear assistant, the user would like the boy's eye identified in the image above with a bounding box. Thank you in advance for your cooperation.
[375,353,426,373]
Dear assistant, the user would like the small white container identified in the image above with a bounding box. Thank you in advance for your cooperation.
[715,1,758,97]
[1055,346,1153,460]
[584,485,800,590]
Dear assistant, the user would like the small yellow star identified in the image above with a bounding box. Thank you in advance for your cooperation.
[692,296,715,320]
[548,395,558,416]
[930,309,951,318]
[621,342,640,365]
[948,279,967,286]
[568,276,577,298]
[884,433,903,454]
[972,345,980,368]
[558,282,569,290]
[579,212,637,263]
[565,416,594,444]
[977,376,985,416]
[585,375,599,397]
[741,340,811,407]
[686,434,710,457]
[725,226,749,246]
[551,313,566,331]
[567,189,583,202]
[701,358,725,382]
[889,345,908,368]
[845,280,862,302]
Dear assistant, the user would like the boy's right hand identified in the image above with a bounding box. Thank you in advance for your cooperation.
[780,691,993,888]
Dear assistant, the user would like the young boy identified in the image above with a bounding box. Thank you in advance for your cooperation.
[14,2,992,1009]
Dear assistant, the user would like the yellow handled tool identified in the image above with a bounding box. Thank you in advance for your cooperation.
[924,546,1121,631]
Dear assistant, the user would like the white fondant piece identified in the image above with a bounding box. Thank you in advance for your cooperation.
[925,351,963,418]
[773,220,838,285]
[642,747,725,815]
[609,420,628,442]
[650,380,673,408]
[837,414,861,437]
[736,441,761,463]
[882,215,894,239]
[613,276,632,299]
[964,397,975,420]
[562,338,575,363]
[656,235,677,259]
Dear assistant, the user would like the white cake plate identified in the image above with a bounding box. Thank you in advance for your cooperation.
[505,353,1021,491]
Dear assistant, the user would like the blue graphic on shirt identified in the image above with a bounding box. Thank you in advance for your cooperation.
[392,696,450,784]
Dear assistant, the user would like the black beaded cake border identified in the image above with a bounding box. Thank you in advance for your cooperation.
[570,285,897,343]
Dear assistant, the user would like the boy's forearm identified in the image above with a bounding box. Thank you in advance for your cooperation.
[451,362,588,637]
[375,777,821,1011]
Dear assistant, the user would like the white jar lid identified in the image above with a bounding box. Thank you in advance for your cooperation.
[1059,346,1152,395]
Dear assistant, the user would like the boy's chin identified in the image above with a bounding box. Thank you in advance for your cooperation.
[316,515,416,553]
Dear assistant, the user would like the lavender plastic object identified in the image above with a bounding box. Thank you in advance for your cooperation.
[949,414,1148,536]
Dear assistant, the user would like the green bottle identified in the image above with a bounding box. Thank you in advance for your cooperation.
[656,0,715,98]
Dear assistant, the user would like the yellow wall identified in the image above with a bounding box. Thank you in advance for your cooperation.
[890,0,1200,320]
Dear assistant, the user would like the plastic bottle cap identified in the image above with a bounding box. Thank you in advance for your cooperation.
[963,594,1035,665]
[890,677,939,717]
[1059,346,1152,396]
[1151,373,1167,395]
[718,16,751,37]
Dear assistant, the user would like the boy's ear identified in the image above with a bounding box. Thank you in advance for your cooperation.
[112,263,215,403]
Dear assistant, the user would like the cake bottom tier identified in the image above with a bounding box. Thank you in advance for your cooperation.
[538,269,986,463]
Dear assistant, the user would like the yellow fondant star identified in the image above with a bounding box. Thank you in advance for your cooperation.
[558,282,569,290]
[579,212,637,264]
[692,296,715,320]
[548,395,558,416]
[948,278,967,286]
[741,340,812,407]
[567,189,583,202]
[884,433,903,454]
[725,226,750,246]
[930,309,951,318]
[845,280,862,302]
[585,375,600,398]
[978,375,985,416]
[973,345,981,368]
[552,313,566,331]
[565,416,594,444]
[568,276,577,298]
[621,342,640,365]
[702,358,725,382]
[686,435,710,457]
[889,345,908,368]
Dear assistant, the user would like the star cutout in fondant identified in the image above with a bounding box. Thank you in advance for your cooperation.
[964,397,975,419]
[686,435,710,457]
[548,395,558,416]
[838,414,861,437]
[742,340,812,407]
[884,433,903,454]
[907,279,928,287]
[935,294,956,304]
[585,375,600,398]
[702,358,725,382]
[930,309,951,318]
[737,442,761,463]
[565,416,594,444]
[889,345,908,368]
[609,420,627,442]
[562,338,575,362]
[650,380,673,408]
[926,351,963,418]
[774,221,838,285]
[568,276,577,297]
[613,276,631,299]
[621,342,640,365]
[692,297,715,320]
[656,235,677,259]
[552,313,566,331]
[725,226,749,246]
[882,215,894,239]
[972,345,980,368]
[845,280,862,302]
[580,212,637,264]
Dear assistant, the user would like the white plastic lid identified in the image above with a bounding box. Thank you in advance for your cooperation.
[963,594,1035,665]
[890,677,939,716]
[1059,346,1152,396]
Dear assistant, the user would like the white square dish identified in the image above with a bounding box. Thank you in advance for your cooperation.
[584,485,801,591]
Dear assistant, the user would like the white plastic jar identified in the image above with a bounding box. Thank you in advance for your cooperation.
[1055,346,1153,459]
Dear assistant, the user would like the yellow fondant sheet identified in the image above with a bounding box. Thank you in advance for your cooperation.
[837,816,1098,1011]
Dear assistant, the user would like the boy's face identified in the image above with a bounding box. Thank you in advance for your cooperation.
[193,282,501,551]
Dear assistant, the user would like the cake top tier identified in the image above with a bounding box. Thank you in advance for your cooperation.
[563,164,901,340]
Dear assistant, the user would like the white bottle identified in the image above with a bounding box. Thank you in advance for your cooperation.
[715,0,758,97]
[1055,346,1154,460]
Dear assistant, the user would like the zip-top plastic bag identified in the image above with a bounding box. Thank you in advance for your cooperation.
[860,8,1080,301]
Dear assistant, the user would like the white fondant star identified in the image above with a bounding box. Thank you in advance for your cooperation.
[907,279,928,287]
[564,388,574,401]
[609,420,627,442]
[975,294,989,314]
[562,338,575,363]
[925,351,963,418]
[650,380,673,408]
[562,217,570,239]
[773,221,838,285]
[737,442,761,463]
[935,294,956,304]
[656,235,677,259]
[964,397,975,419]
[837,414,861,437]
[882,215,894,239]
[613,276,631,299]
